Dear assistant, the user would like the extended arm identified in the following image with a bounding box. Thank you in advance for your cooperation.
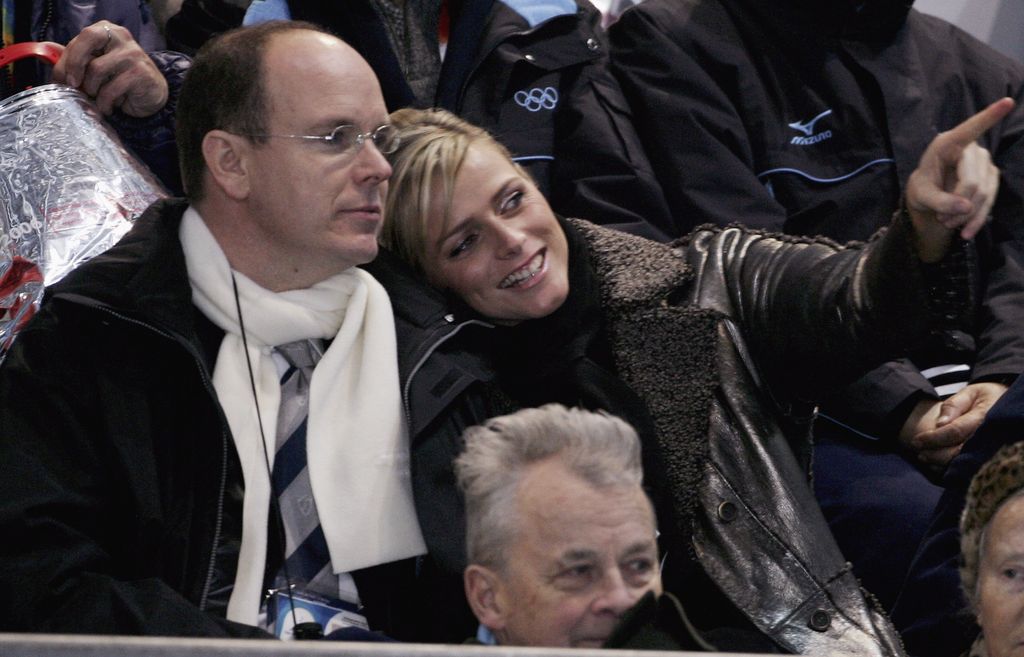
[684,100,1013,401]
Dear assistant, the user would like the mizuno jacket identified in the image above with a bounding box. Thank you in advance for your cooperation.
[609,0,1024,456]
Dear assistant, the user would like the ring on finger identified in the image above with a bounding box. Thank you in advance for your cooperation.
[102,24,113,50]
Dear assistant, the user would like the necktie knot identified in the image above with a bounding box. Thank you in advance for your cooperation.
[276,339,323,371]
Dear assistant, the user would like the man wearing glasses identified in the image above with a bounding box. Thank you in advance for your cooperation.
[0,21,448,641]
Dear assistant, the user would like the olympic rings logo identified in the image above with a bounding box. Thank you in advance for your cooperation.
[514,87,559,112]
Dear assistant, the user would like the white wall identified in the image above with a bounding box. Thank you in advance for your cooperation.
[915,0,1024,62]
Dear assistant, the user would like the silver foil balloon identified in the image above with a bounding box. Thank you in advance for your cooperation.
[0,84,167,355]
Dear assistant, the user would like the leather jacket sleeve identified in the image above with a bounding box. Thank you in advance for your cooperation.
[673,219,936,657]
[680,213,974,406]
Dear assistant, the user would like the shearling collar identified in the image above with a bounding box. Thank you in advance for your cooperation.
[568,218,692,310]
[568,218,716,548]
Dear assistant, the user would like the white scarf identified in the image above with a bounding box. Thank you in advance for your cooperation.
[179,208,426,626]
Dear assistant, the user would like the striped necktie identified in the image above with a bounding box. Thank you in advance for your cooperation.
[272,338,337,597]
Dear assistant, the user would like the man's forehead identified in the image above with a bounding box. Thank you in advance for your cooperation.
[518,473,652,530]
[266,28,355,58]
[556,538,655,562]
[262,31,386,123]
[263,30,377,87]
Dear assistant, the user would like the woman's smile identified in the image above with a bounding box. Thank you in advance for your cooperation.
[499,249,547,289]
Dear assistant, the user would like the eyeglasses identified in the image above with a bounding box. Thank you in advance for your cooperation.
[244,124,400,157]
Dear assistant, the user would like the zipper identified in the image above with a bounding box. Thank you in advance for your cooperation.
[34,0,54,42]
[69,297,229,612]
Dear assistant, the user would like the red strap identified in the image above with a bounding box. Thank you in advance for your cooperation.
[0,255,43,350]
[0,41,62,67]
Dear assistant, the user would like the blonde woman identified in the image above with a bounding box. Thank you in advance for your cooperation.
[374,103,1009,653]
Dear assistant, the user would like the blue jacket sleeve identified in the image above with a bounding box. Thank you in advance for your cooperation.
[107,51,191,196]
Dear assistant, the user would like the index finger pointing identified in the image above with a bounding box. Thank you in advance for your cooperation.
[945,97,1016,147]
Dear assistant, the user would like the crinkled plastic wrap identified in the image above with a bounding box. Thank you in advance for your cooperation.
[0,84,166,358]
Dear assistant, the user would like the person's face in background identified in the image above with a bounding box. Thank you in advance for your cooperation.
[978,494,1024,657]
[466,456,661,647]
[419,143,569,324]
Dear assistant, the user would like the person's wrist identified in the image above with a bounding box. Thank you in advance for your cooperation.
[971,374,1018,388]
[904,202,954,264]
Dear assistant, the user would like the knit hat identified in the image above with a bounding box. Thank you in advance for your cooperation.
[960,441,1024,609]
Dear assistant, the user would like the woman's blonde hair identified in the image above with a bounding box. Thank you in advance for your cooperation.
[381,108,520,273]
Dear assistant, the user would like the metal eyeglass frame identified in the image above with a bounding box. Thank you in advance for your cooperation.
[241,124,400,156]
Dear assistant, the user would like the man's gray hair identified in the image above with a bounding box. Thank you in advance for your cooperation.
[455,404,645,569]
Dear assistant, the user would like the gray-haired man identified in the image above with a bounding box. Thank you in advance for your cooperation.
[457,404,682,649]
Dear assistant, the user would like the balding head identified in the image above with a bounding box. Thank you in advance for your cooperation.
[176,21,336,201]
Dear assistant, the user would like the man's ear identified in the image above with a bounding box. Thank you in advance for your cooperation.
[465,564,508,633]
[202,129,252,201]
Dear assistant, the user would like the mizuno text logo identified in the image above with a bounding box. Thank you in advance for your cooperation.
[788,109,833,146]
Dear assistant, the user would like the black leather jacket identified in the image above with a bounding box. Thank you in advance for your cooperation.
[380,215,968,655]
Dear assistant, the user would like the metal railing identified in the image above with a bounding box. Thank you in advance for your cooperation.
[0,634,763,657]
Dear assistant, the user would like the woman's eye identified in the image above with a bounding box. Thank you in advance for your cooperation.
[1003,568,1020,580]
[448,234,477,258]
[499,190,524,214]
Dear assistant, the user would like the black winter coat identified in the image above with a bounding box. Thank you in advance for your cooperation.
[0,200,259,637]
[0,200,471,641]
